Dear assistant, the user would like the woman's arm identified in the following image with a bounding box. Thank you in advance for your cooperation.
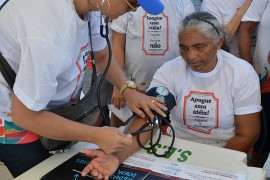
[223,112,260,153]
[111,30,127,109]
[238,21,258,64]
[12,95,133,154]
[94,43,167,120]
[225,0,253,42]
[112,30,126,71]
[93,46,127,90]
[82,115,157,178]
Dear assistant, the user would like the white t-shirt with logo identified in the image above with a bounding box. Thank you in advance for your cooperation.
[242,0,270,88]
[109,0,195,121]
[149,50,262,147]
[0,0,105,143]
[200,0,247,57]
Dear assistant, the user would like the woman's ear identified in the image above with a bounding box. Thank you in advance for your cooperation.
[217,36,224,50]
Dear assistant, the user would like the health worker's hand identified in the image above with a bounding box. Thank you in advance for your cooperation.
[95,126,132,154]
[123,89,167,120]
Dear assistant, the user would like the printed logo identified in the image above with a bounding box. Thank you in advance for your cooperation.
[142,12,169,56]
[183,91,219,134]
[70,43,89,103]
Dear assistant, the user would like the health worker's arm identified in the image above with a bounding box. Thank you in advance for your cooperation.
[12,95,133,154]
[93,47,167,120]
[111,30,126,109]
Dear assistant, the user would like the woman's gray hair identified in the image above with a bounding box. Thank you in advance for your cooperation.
[179,11,230,52]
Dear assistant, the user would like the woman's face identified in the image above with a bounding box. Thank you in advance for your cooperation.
[179,28,223,73]
[101,0,139,19]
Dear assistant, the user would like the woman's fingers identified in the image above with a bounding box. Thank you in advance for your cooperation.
[129,96,167,120]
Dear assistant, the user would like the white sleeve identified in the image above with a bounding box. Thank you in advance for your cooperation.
[242,0,268,22]
[13,38,72,111]
[88,12,106,51]
[148,66,174,95]
[110,13,129,34]
[148,57,183,97]
[200,0,223,24]
[233,66,262,115]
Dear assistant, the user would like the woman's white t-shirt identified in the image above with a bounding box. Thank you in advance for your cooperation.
[0,0,106,143]
[149,50,261,147]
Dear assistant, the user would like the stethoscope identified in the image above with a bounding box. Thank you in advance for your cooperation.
[99,0,110,38]
[94,13,176,158]
[97,13,112,124]
[100,13,110,38]
[87,12,111,125]
[0,0,9,10]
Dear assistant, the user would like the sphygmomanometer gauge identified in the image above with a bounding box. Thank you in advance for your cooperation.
[156,86,169,96]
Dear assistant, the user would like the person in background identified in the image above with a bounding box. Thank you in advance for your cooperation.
[201,0,253,57]
[109,0,195,128]
[81,11,261,179]
[238,0,270,168]
[0,0,167,177]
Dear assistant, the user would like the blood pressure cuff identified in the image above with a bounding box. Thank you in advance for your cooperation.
[146,86,176,123]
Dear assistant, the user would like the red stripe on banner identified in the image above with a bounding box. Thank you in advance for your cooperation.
[0,126,4,136]
[18,132,39,144]
[5,130,28,138]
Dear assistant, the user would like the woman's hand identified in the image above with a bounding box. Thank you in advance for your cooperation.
[81,149,120,179]
[111,87,126,109]
[95,126,133,154]
[123,88,167,120]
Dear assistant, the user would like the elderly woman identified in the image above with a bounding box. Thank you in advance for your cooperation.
[81,11,261,179]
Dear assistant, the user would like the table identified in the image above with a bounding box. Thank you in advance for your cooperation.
[15,135,266,180]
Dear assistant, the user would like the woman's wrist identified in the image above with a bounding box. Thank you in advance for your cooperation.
[120,80,137,95]
[122,87,136,98]
[85,126,99,144]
